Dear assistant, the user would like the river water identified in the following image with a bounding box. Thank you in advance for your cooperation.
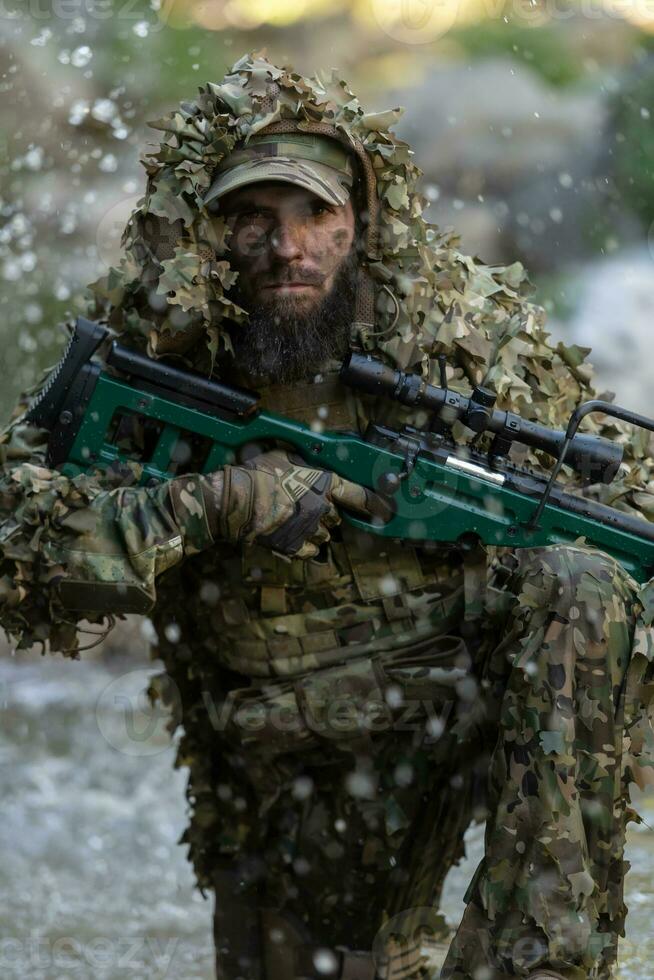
[0,652,652,979]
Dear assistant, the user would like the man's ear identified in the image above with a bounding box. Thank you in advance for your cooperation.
[349,178,369,254]
[354,206,368,255]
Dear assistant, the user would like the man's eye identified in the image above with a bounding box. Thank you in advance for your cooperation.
[310,202,333,217]
[234,209,270,224]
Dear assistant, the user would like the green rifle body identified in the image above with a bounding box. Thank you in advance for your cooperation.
[27,317,654,584]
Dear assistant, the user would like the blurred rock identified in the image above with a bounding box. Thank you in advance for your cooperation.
[566,244,654,415]
[390,57,637,270]
[421,196,505,263]
[396,58,603,183]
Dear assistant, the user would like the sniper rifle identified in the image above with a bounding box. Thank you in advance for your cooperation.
[25,316,654,583]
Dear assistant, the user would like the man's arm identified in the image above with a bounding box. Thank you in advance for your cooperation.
[0,408,217,651]
[0,409,375,653]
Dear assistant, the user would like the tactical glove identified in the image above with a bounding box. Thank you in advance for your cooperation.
[204,449,383,559]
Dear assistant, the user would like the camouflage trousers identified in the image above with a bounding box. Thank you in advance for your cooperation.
[440,544,644,980]
[211,544,651,980]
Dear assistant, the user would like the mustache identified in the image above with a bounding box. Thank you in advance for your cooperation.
[258,266,325,288]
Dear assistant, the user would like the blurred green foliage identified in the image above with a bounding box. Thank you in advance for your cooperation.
[453,20,588,87]
[0,5,238,418]
[532,270,579,325]
[610,59,654,229]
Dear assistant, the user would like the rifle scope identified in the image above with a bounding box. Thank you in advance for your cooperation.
[341,353,623,485]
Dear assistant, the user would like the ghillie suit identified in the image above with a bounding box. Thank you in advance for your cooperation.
[1,53,654,980]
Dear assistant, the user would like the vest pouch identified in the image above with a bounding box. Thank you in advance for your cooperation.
[220,635,471,758]
[295,656,389,745]
[222,681,320,757]
[343,530,425,602]
[220,660,388,759]
[381,635,470,700]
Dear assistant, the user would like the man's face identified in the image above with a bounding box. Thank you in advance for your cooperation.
[219,181,359,383]
[221,182,356,315]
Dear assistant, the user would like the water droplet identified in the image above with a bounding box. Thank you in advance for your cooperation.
[99,153,118,173]
[30,27,52,46]
[71,45,93,68]
[91,98,117,124]
[164,623,181,644]
[292,776,314,800]
[313,948,338,975]
[25,303,42,324]
[140,618,158,644]
[385,684,403,709]
[378,574,398,596]
[68,99,89,126]
[394,762,413,787]
[345,769,376,799]
[199,581,220,605]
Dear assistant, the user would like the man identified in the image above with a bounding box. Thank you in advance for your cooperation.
[1,53,653,980]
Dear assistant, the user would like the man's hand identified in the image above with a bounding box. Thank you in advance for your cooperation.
[205,449,383,559]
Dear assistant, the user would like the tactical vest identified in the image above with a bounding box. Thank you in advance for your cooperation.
[200,372,464,677]
[166,370,469,767]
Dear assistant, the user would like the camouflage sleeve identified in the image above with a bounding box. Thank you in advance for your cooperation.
[0,413,216,653]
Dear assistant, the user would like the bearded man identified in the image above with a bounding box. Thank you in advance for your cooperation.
[1,54,654,980]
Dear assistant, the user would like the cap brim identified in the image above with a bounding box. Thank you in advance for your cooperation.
[204,157,352,210]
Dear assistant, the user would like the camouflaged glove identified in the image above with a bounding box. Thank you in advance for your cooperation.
[204,449,381,559]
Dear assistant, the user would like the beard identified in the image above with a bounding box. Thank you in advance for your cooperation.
[226,248,358,385]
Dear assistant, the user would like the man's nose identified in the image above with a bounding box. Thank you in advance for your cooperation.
[269,220,304,261]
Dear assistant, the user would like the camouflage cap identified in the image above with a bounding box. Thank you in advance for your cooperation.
[203,132,355,210]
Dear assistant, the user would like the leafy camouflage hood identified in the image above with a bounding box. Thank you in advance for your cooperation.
[87,52,597,428]
[84,54,568,400]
